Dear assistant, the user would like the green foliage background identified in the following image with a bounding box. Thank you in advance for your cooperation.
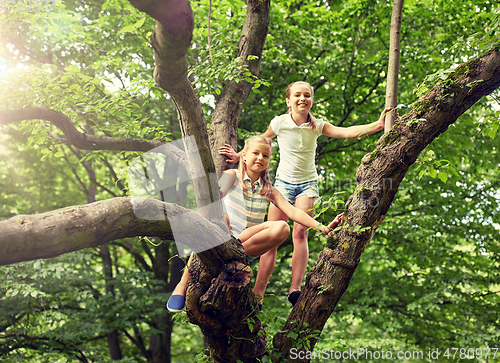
[1,0,499,361]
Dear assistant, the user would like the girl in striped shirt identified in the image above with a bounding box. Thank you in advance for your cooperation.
[167,135,341,312]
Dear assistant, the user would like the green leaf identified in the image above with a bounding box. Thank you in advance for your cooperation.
[120,25,137,34]
[134,17,146,29]
[447,167,459,177]
[286,331,298,339]
[437,171,448,183]
[119,18,146,34]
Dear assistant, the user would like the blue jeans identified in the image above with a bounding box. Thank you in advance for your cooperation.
[274,177,319,204]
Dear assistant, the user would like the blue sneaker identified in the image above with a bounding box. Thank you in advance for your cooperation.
[167,294,185,313]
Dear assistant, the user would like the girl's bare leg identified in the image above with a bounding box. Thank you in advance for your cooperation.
[251,203,288,300]
[238,219,290,299]
[239,220,290,259]
[289,195,316,294]
[171,253,193,297]
[252,246,277,300]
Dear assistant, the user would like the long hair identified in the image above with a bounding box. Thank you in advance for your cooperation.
[237,135,273,198]
[286,81,318,132]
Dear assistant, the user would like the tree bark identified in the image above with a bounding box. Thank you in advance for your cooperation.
[186,258,267,362]
[0,197,228,266]
[148,242,174,363]
[208,0,271,173]
[384,0,404,132]
[100,245,123,360]
[273,48,500,361]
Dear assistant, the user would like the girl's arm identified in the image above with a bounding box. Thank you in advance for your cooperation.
[218,126,277,163]
[262,125,276,138]
[270,187,331,234]
[218,169,237,198]
[322,107,390,139]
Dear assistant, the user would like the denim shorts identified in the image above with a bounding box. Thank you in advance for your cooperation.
[274,177,319,203]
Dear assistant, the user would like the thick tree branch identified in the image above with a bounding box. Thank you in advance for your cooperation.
[208,0,271,173]
[128,0,193,90]
[384,0,404,132]
[127,0,220,218]
[0,107,164,152]
[0,197,229,266]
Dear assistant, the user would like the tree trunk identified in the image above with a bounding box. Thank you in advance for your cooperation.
[208,0,271,173]
[187,258,267,362]
[100,245,123,360]
[385,0,404,132]
[148,242,174,363]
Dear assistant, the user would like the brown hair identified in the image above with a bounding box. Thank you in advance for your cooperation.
[238,135,273,198]
[286,81,317,132]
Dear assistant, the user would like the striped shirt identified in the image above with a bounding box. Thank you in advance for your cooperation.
[223,170,270,238]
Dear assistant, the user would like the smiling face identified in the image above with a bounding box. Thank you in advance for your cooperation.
[242,140,271,177]
[286,82,314,116]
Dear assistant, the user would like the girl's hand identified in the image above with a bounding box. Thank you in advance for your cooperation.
[316,224,330,235]
[327,213,343,230]
[218,144,240,163]
[375,107,393,131]
[377,107,401,131]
